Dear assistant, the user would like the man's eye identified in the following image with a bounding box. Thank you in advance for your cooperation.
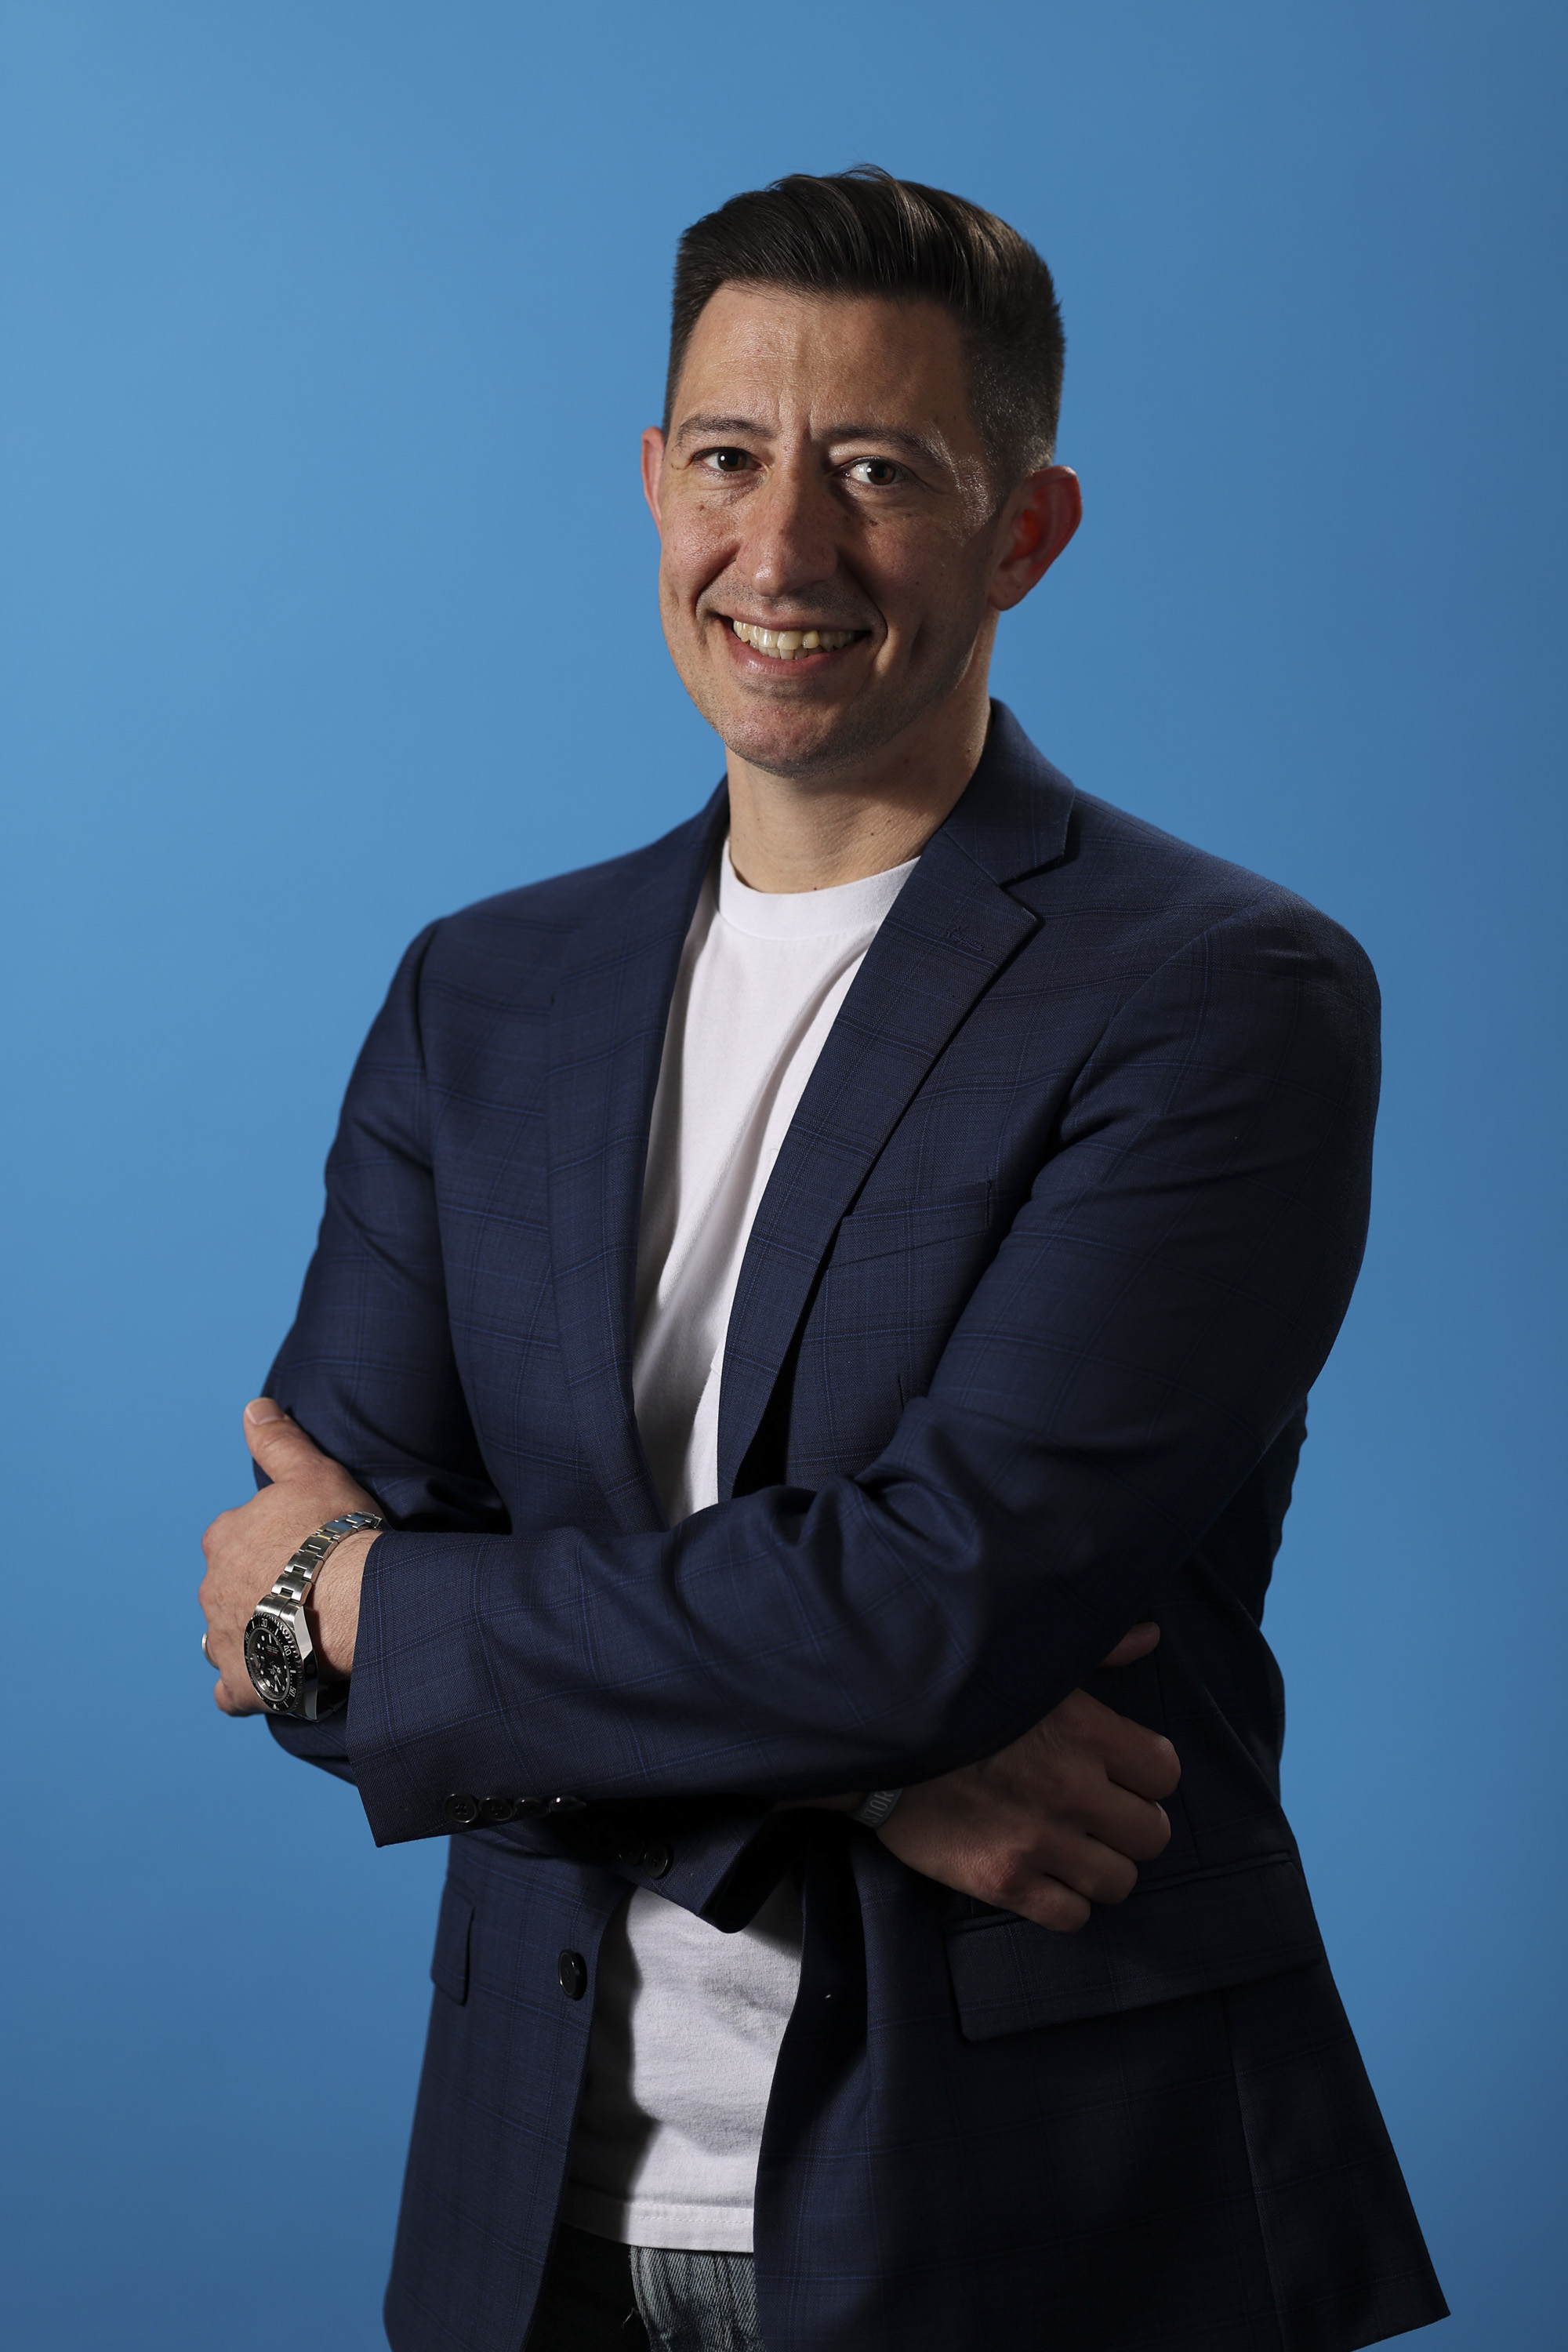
[706,448,752,474]
[848,458,902,487]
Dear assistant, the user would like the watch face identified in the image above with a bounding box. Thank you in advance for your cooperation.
[244,1613,303,1709]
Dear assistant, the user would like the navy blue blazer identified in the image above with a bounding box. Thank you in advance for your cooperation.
[267,706,1445,2352]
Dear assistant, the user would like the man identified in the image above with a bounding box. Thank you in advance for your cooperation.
[200,169,1446,2351]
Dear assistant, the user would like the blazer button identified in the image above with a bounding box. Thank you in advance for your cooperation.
[558,1949,588,2001]
[641,1842,672,1879]
[478,1796,514,1824]
[444,1793,481,1826]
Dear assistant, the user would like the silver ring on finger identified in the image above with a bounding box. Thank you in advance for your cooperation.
[201,1630,216,1668]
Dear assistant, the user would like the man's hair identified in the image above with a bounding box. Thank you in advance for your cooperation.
[664,165,1065,491]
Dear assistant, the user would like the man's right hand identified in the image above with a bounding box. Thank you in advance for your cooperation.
[876,1623,1181,1932]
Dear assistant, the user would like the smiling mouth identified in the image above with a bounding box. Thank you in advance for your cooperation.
[728,619,865,661]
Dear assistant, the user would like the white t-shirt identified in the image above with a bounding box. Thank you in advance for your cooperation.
[562,838,916,2252]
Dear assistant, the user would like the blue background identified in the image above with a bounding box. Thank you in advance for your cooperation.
[2,4,1563,2344]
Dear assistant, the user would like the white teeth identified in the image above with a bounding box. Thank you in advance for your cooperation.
[730,619,857,659]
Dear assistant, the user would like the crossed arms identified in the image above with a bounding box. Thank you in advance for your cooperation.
[201,1402,1179,1929]
[198,882,1377,1935]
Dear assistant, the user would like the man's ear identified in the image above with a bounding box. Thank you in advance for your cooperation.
[989,465,1082,612]
[641,426,666,532]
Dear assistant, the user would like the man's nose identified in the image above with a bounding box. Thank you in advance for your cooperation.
[739,456,840,603]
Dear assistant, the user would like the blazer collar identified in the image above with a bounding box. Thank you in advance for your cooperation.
[934,699,1076,885]
[545,791,728,1532]
[714,701,1075,1494]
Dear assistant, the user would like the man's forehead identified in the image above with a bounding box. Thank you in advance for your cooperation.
[670,283,978,445]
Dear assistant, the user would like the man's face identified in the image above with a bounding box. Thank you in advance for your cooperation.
[644,286,1050,782]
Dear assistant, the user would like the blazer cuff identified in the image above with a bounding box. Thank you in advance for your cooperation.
[266,1676,808,1931]
[265,1706,358,1787]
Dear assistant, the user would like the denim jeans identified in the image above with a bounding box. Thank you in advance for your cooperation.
[527,2223,764,2352]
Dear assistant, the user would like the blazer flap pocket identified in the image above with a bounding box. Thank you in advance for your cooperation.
[430,1883,474,2005]
[832,1181,993,1269]
[946,1856,1323,2042]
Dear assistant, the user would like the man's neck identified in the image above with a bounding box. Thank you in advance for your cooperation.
[724,685,993,894]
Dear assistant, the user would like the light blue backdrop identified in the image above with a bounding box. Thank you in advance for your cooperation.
[2,4,1562,2345]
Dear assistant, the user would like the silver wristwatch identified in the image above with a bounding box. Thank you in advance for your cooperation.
[243,1510,383,1721]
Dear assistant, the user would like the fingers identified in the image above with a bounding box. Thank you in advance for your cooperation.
[874,1660,1185,1933]
[1098,1620,1160,1670]
[201,1617,258,1715]
[1079,1781,1172,1865]
[1000,1876,1092,1934]
[877,1762,1154,1931]
[1101,1718,1181,1804]
[998,1803,1168,1909]
[202,1621,259,1715]
[213,1671,263,1717]
[1038,1689,1181,1804]
[201,1405,374,1722]
[965,1823,1137,1915]
[241,1397,325,1479]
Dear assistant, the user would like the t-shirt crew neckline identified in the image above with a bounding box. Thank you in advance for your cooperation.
[717,841,920,941]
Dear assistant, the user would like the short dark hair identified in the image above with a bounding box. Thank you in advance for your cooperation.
[664,166,1065,491]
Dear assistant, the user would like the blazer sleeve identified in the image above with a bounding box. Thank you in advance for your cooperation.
[328,890,1379,1860]
[258,923,495,1773]
[260,922,508,1535]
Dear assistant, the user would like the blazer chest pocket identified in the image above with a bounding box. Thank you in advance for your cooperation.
[830,1180,994,1270]
[430,1884,474,2005]
[945,1855,1323,2042]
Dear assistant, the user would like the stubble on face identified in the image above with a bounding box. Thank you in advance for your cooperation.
[650,287,1005,793]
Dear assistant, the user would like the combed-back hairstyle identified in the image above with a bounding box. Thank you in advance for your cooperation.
[664,166,1065,492]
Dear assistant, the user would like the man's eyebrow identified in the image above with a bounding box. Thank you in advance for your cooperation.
[673,413,766,445]
[673,412,951,469]
[821,423,949,468]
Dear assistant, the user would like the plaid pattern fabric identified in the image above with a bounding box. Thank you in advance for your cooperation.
[266,706,1444,2352]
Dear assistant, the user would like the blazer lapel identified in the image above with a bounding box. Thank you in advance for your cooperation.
[716,706,1076,1499]
[546,793,727,1531]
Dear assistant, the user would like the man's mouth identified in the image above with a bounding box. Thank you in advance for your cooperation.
[728,619,864,662]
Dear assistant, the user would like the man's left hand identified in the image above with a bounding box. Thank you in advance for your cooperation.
[198,1401,378,1715]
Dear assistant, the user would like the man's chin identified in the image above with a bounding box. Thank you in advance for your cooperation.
[708,690,898,785]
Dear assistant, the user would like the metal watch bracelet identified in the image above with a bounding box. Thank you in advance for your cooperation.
[242,1509,383,1720]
